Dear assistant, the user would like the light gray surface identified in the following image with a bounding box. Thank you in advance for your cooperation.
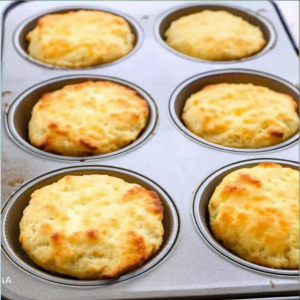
[1,1,299,300]
[275,0,299,46]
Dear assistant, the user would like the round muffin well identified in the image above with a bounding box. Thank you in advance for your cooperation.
[19,174,164,279]
[2,166,179,285]
[209,162,299,270]
[29,81,149,156]
[169,69,299,153]
[7,75,158,161]
[182,83,299,149]
[26,10,134,68]
[14,7,143,69]
[165,10,266,61]
[192,159,299,276]
[156,3,275,63]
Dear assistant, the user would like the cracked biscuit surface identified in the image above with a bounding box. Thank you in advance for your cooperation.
[182,83,299,148]
[26,10,135,68]
[19,174,164,279]
[165,10,266,61]
[28,81,149,156]
[209,162,299,269]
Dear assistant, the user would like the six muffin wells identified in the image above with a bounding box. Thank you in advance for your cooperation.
[7,3,300,283]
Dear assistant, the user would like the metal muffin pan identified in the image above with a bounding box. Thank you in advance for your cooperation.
[169,69,300,154]
[1,1,299,300]
[155,3,277,63]
[13,6,144,69]
[192,158,299,276]
[6,75,158,161]
[2,165,179,286]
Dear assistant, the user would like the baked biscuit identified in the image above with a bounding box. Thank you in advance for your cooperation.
[26,10,135,68]
[182,83,299,148]
[19,174,164,279]
[165,10,266,61]
[209,162,299,269]
[28,81,149,156]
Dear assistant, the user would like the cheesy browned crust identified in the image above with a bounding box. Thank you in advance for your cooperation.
[165,10,266,61]
[19,175,164,279]
[28,81,149,156]
[182,83,299,148]
[209,162,299,269]
[26,10,135,68]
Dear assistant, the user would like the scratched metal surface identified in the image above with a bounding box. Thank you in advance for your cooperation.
[1,1,299,299]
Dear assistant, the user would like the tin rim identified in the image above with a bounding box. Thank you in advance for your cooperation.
[6,75,158,161]
[1,165,180,286]
[154,3,277,64]
[169,69,299,154]
[192,158,299,276]
[13,5,144,69]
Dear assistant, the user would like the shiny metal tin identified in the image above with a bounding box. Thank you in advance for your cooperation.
[169,69,299,154]
[2,165,179,286]
[192,158,299,276]
[6,75,158,161]
[1,1,299,300]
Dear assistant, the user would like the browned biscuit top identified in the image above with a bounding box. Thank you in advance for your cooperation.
[209,162,299,269]
[182,83,299,148]
[26,10,135,67]
[19,174,164,279]
[165,10,266,61]
[29,81,149,156]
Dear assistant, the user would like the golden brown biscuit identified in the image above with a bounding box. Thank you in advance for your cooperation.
[19,174,164,279]
[26,10,135,68]
[209,162,299,269]
[28,81,149,156]
[165,10,266,61]
[182,83,299,148]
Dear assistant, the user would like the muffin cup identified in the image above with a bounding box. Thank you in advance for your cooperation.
[6,75,158,161]
[169,69,299,154]
[192,158,299,276]
[13,6,143,69]
[2,1,299,298]
[155,3,276,63]
[1,165,179,286]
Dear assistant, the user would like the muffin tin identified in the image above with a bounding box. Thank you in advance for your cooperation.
[1,1,299,300]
